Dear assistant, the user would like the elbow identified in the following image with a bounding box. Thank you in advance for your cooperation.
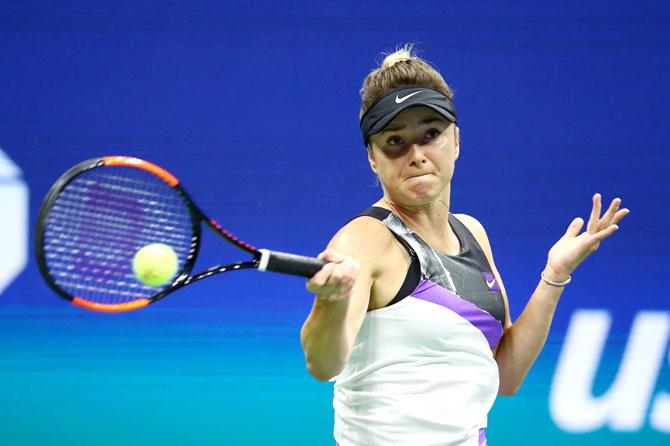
[305,361,343,382]
[301,332,349,382]
[498,388,518,397]
[498,382,520,396]
[309,370,336,383]
[300,324,351,382]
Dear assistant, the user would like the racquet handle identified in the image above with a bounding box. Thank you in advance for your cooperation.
[258,249,327,278]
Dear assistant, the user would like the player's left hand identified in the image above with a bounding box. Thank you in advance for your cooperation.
[545,193,630,280]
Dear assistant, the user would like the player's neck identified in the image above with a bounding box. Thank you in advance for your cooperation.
[378,192,454,249]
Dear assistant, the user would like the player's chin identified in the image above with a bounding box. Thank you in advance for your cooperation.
[407,183,440,199]
[406,191,440,206]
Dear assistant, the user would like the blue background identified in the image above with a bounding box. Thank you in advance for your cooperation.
[0,1,668,444]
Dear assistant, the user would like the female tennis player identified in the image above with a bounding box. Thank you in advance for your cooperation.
[300,46,629,446]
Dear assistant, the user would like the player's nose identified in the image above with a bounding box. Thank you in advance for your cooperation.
[408,142,427,166]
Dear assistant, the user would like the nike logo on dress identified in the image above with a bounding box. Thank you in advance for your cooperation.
[482,272,501,291]
[395,91,422,104]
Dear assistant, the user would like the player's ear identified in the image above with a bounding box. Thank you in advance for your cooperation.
[367,146,378,174]
[453,125,460,160]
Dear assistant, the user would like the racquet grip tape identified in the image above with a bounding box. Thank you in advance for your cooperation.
[258,249,325,278]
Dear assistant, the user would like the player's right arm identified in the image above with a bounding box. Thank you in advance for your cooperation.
[300,217,391,382]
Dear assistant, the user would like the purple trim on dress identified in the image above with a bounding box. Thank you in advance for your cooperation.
[479,428,488,445]
[411,279,503,349]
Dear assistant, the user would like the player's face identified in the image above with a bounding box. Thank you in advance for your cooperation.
[367,107,459,207]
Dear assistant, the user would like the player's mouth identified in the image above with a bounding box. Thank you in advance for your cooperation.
[407,173,433,180]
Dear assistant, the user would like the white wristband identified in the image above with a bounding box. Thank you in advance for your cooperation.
[541,271,571,287]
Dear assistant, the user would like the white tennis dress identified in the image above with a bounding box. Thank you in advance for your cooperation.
[333,207,505,446]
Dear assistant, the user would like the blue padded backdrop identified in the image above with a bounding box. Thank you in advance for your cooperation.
[0,1,667,445]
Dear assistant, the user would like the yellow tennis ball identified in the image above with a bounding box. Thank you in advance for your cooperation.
[132,243,178,287]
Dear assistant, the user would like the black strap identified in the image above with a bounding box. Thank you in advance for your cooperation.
[349,207,420,307]
[386,255,421,306]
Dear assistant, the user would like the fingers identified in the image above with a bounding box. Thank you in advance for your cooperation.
[587,193,630,233]
[585,223,619,249]
[565,217,584,237]
[307,261,336,291]
[317,248,344,263]
[587,193,602,233]
[306,250,361,302]
[600,197,621,226]
[612,207,630,225]
[309,249,346,291]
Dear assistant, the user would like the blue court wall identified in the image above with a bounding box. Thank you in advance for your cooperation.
[0,1,668,444]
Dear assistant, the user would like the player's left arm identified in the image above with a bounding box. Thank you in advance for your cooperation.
[455,195,629,396]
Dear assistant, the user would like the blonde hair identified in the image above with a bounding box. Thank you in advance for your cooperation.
[359,44,454,119]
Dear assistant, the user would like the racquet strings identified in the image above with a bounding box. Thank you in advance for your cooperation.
[42,165,194,305]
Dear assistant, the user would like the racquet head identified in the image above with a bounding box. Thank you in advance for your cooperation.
[35,156,324,313]
[35,156,206,312]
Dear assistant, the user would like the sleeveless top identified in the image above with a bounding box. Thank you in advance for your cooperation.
[333,207,505,446]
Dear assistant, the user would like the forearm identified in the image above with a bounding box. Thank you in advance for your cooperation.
[300,298,352,381]
[495,265,568,395]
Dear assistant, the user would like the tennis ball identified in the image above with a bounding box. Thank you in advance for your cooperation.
[132,243,178,287]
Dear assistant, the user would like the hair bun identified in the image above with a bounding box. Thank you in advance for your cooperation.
[381,47,413,69]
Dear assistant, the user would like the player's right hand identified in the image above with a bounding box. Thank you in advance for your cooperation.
[306,249,360,302]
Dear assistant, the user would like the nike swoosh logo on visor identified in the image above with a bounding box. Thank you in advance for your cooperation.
[395,90,422,104]
[486,278,496,288]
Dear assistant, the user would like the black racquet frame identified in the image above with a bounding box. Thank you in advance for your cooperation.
[34,156,326,313]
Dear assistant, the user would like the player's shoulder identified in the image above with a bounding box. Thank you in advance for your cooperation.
[452,212,487,235]
[329,215,396,255]
[453,212,493,256]
[328,215,399,277]
[327,214,398,266]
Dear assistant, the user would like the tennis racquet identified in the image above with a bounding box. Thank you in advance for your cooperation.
[34,156,326,313]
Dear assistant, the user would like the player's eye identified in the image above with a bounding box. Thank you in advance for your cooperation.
[386,135,404,146]
[424,128,441,140]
